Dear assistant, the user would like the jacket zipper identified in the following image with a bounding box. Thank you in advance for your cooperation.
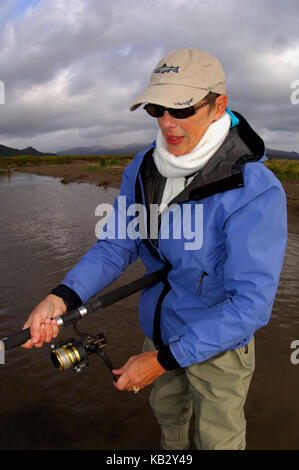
[152,260,172,350]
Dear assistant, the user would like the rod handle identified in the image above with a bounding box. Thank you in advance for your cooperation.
[2,328,31,351]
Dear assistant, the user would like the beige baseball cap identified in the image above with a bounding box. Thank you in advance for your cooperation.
[130,47,226,111]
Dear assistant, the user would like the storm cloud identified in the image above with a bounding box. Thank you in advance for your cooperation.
[0,0,298,153]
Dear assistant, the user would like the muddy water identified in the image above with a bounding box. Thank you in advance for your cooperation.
[0,170,298,450]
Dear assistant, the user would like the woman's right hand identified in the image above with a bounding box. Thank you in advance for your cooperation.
[21,294,67,349]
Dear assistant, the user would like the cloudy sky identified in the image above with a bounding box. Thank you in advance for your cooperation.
[0,0,298,153]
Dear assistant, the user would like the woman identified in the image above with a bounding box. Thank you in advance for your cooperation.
[22,48,287,450]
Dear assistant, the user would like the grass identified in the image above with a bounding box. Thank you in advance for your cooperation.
[265,159,299,181]
[1,154,299,182]
[0,154,135,168]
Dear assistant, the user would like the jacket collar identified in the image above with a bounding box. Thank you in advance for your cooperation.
[138,111,265,207]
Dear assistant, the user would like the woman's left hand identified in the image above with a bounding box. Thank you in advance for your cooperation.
[112,350,165,392]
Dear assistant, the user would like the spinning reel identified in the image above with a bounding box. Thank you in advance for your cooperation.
[50,320,115,375]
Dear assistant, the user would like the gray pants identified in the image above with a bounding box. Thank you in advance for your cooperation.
[143,336,255,450]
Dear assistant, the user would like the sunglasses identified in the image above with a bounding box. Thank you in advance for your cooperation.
[143,98,216,119]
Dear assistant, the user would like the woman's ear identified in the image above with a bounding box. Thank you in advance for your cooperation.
[213,94,228,120]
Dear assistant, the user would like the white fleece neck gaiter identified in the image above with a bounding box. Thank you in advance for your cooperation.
[153,111,231,178]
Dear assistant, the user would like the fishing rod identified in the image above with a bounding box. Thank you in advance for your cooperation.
[0,266,167,375]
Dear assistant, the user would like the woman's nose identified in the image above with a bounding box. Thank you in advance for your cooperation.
[158,110,177,129]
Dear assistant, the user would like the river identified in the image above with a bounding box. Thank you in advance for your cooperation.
[0,170,298,450]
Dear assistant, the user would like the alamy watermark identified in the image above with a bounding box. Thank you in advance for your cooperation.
[95,197,203,250]
[290,340,299,365]
[290,80,299,104]
[0,341,5,364]
[0,80,5,104]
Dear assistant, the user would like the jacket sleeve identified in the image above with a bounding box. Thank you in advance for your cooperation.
[166,181,288,368]
[59,163,140,304]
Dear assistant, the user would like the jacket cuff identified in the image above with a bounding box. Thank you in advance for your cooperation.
[50,284,82,312]
[157,345,180,370]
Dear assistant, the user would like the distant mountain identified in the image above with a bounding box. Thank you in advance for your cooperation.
[57,143,299,160]
[56,143,150,156]
[0,144,57,157]
[266,148,299,160]
[1,141,298,160]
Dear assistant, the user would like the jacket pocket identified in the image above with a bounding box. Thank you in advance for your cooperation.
[235,337,255,370]
[197,271,208,295]
[197,272,227,306]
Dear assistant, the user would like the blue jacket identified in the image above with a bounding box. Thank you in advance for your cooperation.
[61,111,288,369]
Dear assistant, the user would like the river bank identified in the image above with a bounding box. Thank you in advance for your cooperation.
[13,159,299,234]
[1,167,298,450]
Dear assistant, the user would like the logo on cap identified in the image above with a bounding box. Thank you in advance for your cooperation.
[174,98,194,106]
[154,64,179,74]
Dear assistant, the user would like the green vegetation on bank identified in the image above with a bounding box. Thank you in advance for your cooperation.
[265,159,299,181]
[0,154,135,168]
[1,154,299,182]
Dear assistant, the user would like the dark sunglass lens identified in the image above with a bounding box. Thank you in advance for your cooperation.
[144,104,196,119]
[144,104,164,118]
[169,107,195,119]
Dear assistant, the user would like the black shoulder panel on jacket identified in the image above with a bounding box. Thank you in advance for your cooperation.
[232,110,265,158]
